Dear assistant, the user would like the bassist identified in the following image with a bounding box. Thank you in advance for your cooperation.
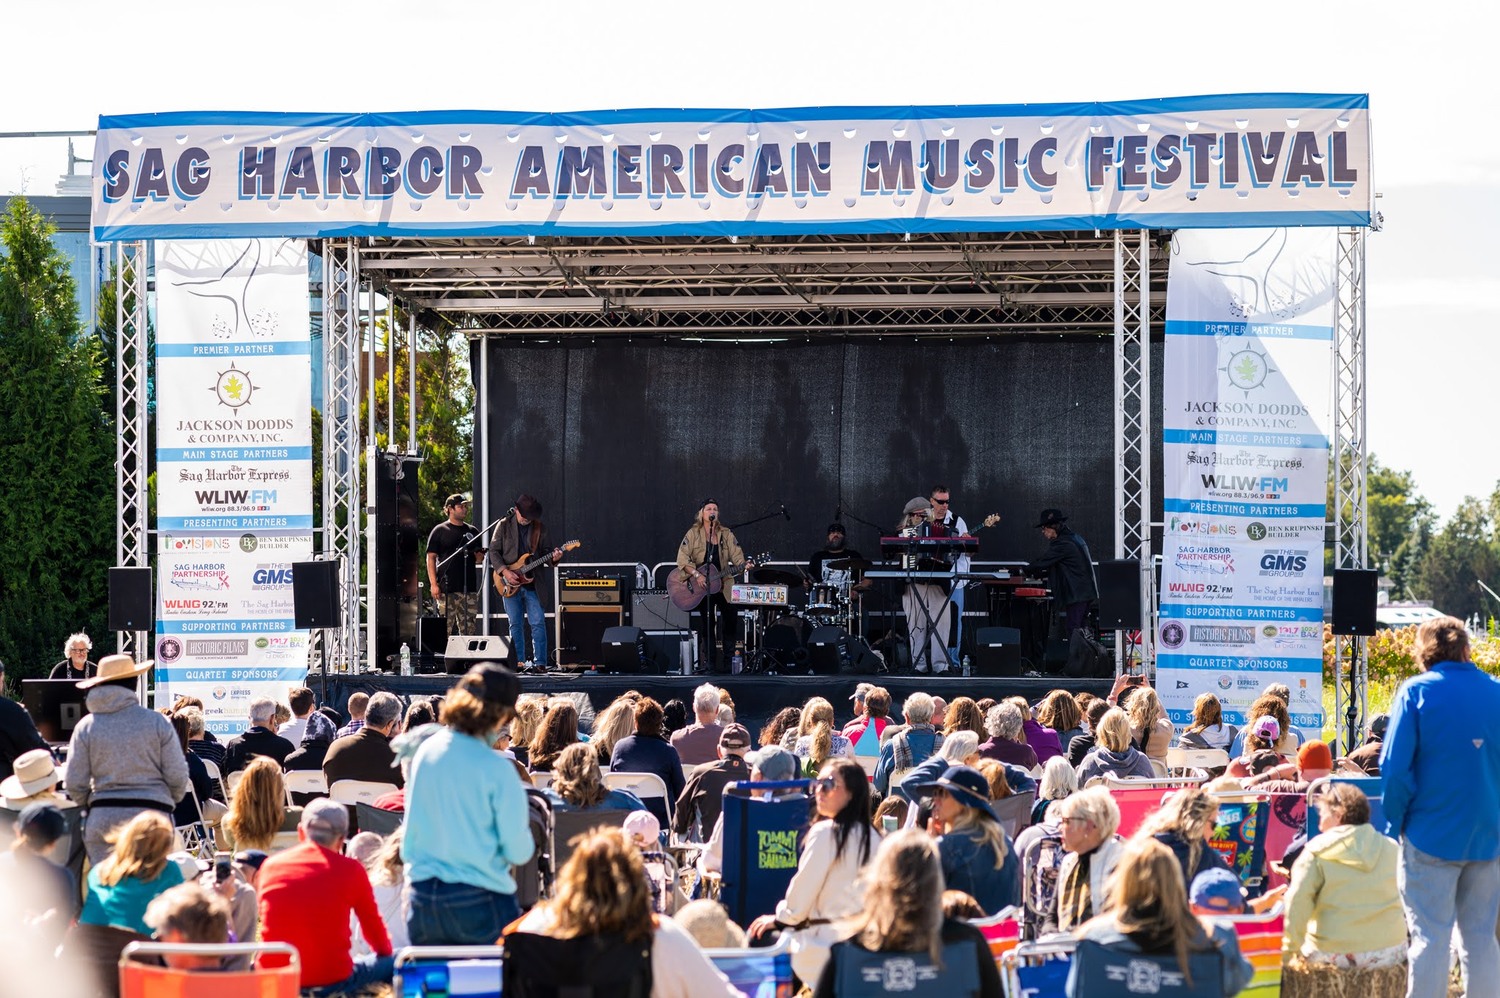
[487,494,563,670]
[675,499,748,674]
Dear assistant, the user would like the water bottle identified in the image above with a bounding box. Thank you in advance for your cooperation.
[962,654,972,677]
[399,642,412,676]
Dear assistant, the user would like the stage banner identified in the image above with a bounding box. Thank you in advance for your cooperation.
[154,239,313,732]
[1157,228,1336,737]
[91,94,1370,241]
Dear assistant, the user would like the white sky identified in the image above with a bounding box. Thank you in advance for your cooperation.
[3,0,1494,522]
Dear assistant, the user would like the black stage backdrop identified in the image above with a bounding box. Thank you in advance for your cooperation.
[473,337,1163,584]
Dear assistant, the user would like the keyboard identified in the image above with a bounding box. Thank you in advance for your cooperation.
[879,535,980,554]
[864,570,956,580]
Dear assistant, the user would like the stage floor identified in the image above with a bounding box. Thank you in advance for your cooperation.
[322,670,1114,737]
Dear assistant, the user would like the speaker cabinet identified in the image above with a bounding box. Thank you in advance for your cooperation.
[1096,559,1142,631]
[292,561,342,630]
[417,616,447,656]
[631,589,689,630]
[806,625,850,675]
[109,567,153,631]
[558,605,622,666]
[974,626,1022,677]
[443,634,512,674]
[1332,568,1378,636]
[601,626,648,674]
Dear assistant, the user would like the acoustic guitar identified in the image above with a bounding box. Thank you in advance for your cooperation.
[495,539,581,598]
[667,549,770,612]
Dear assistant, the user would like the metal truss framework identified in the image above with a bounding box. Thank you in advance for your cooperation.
[114,241,150,658]
[1114,231,1155,674]
[321,241,364,671]
[1332,229,1370,754]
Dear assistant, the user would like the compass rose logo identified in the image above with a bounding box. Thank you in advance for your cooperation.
[1221,347,1273,396]
[212,363,254,409]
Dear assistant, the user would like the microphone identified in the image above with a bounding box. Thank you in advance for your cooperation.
[780,503,791,521]
[835,502,842,522]
[708,513,717,522]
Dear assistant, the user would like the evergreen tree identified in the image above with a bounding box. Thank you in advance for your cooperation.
[0,198,115,681]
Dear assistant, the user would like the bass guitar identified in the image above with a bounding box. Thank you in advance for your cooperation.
[495,539,581,598]
[667,550,770,612]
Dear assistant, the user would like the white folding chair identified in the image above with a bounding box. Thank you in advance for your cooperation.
[329,779,400,805]
[283,770,329,799]
[603,771,670,810]
[1165,747,1230,777]
[224,769,244,795]
[529,770,553,790]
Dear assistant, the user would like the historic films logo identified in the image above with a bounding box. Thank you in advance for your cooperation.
[1189,624,1257,647]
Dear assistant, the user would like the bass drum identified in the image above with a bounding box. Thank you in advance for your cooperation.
[762,614,812,671]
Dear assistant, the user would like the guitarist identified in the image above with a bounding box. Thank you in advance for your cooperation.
[675,499,748,674]
[487,494,564,670]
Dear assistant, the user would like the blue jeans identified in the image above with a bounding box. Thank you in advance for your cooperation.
[1398,838,1500,997]
[503,586,547,666]
[306,953,396,996]
[407,878,519,946]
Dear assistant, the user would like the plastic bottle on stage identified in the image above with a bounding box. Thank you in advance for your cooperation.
[399,642,412,676]
[962,655,972,677]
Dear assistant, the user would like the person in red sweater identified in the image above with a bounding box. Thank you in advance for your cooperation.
[256,798,393,993]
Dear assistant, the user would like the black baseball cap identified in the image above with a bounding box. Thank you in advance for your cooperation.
[444,493,471,508]
[827,522,846,534]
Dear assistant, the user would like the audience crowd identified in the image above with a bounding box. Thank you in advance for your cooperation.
[0,614,1496,997]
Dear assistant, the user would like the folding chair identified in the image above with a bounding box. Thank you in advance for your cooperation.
[283,770,329,800]
[1306,775,1388,838]
[119,942,299,998]
[529,770,553,790]
[551,808,637,883]
[991,790,1036,839]
[1166,747,1230,777]
[718,780,812,927]
[329,779,401,805]
[999,937,1075,998]
[1069,938,1226,997]
[355,801,405,837]
[604,770,671,825]
[970,908,1022,969]
[639,849,681,915]
[1103,777,1206,837]
[200,758,225,801]
[395,945,503,998]
[1224,907,1285,996]
[704,934,793,998]
[1208,794,1271,894]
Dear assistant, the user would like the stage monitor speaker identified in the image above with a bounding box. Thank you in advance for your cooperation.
[559,605,622,666]
[1331,568,1379,636]
[443,634,512,674]
[1096,559,1142,631]
[631,589,689,630]
[806,625,851,675]
[292,561,341,630]
[417,616,447,657]
[109,567,153,632]
[973,626,1022,677]
[601,626,648,674]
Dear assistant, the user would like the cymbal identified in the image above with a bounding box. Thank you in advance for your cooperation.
[752,567,805,587]
[826,556,874,572]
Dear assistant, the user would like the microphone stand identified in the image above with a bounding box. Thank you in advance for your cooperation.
[435,515,505,635]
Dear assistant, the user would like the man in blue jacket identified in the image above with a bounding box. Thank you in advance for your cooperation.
[1381,615,1500,997]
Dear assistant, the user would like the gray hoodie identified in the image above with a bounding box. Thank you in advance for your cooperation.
[64,686,189,810]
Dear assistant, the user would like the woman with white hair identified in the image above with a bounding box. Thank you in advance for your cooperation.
[977,702,1039,770]
[1054,786,1124,931]
[1033,755,1078,825]
[873,692,944,799]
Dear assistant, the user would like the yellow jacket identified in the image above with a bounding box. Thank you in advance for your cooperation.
[1284,821,1406,956]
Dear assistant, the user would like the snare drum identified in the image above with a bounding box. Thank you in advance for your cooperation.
[808,584,843,614]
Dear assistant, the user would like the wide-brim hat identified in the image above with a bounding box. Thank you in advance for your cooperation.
[911,764,1001,823]
[1034,508,1068,529]
[1,748,59,799]
[77,653,153,689]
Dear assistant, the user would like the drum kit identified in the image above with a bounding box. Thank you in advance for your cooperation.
[734,557,871,673]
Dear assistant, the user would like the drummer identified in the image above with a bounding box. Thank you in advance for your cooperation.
[807,522,872,596]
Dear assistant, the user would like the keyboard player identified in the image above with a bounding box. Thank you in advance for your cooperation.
[896,496,954,674]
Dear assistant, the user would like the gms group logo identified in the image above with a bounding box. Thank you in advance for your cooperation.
[1258,549,1310,578]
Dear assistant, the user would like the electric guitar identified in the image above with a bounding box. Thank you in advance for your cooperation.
[667,550,770,612]
[495,539,581,598]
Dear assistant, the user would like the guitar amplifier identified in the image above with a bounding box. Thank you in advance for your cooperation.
[559,576,621,604]
[631,589,689,630]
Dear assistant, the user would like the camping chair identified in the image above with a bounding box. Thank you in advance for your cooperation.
[639,849,682,915]
[718,779,812,927]
[830,939,984,996]
[1103,776,1206,837]
[355,801,404,837]
[502,929,653,997]
[1069,938,1226,997]
[395,946,503,998]
[1208,793,1271,894]
[119,942,299,998]
[1224,906,1285,996]
[999,936,1076,998]
[970,908,1022,970]
[1306,775,1388,838]
[704,934,793,998]
[551,808,637,885]
[991,790,1036,839]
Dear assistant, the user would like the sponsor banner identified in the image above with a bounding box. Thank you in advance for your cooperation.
[1160,229,1336,735]
[91,96,1371,240]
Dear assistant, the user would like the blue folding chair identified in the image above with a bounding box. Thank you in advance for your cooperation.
[706,934,794,998]
[395,946,503,998]
[1307,775,1388,838]
[1000,937,1075,998]
[1068,939,1226,997]
[718,780,812,927]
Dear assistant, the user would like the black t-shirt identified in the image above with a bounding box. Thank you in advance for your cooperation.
[48,659,97,681]
[427,520,480,594]
[809,546,865,586]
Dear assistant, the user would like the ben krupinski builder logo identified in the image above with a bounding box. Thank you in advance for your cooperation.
[1245,521,1268,541]
[1221,346,1274,397]
[212,363,255,410]
[239,534,258,553]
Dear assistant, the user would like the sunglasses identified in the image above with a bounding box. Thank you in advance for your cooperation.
[931,498,950,505]
[812,777,839,793]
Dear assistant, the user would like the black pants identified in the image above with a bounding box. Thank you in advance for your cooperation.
[693,591,737,671]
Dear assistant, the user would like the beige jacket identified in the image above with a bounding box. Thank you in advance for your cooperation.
[676,524,747,584]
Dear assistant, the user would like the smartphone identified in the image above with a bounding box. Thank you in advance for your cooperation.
[214,851,233,883]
